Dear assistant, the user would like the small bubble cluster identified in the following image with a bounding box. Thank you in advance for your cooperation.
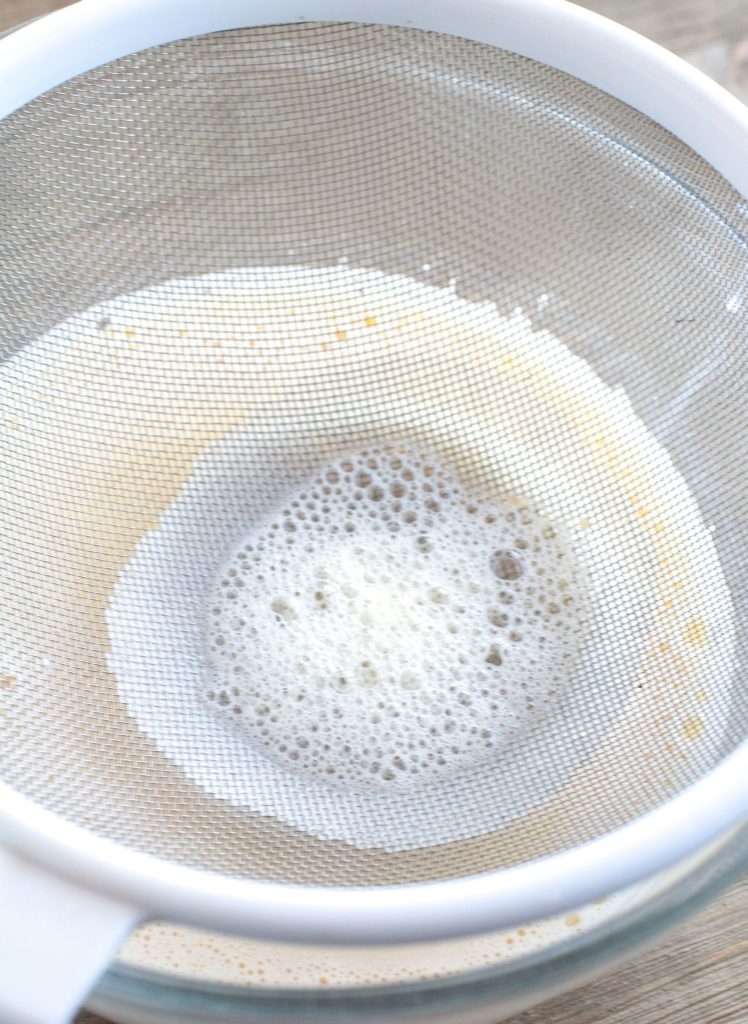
[205,446,586,790]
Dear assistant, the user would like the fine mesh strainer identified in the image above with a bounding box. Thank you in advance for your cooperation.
[1,1,748,1022]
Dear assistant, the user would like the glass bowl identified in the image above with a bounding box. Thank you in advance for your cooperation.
[87,821,748,1023]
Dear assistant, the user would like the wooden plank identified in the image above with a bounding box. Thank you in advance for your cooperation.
[0,0,68,31]
[585,0,748,52]
[511,876,748,1024]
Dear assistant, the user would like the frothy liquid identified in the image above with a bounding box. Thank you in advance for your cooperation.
[119,897,618,987]
[205,447,585,789]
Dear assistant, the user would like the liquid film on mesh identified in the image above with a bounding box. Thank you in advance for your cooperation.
[101,264,735,851]
[207,448,584,789]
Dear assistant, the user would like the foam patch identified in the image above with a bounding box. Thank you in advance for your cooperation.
[205,446,585,788]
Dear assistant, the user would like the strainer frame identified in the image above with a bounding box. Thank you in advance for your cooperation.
[1,0,748,1020]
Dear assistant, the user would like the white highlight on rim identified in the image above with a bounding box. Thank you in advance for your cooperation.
[0,0,746,944]
[1,759,747,944]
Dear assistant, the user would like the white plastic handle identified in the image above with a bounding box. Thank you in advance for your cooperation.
[0,846,141,1024]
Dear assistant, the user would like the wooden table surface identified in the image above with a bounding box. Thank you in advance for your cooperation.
[2,0,747,1021]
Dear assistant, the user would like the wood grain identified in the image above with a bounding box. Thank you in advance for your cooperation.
[1,0,746,1021]
[511,876,748,1024]
[0,0,65,30]
[587,0,748,52]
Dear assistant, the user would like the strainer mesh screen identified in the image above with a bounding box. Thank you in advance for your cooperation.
[0,23,746,885]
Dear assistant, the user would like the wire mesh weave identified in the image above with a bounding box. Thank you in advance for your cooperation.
[0,22,746,886]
